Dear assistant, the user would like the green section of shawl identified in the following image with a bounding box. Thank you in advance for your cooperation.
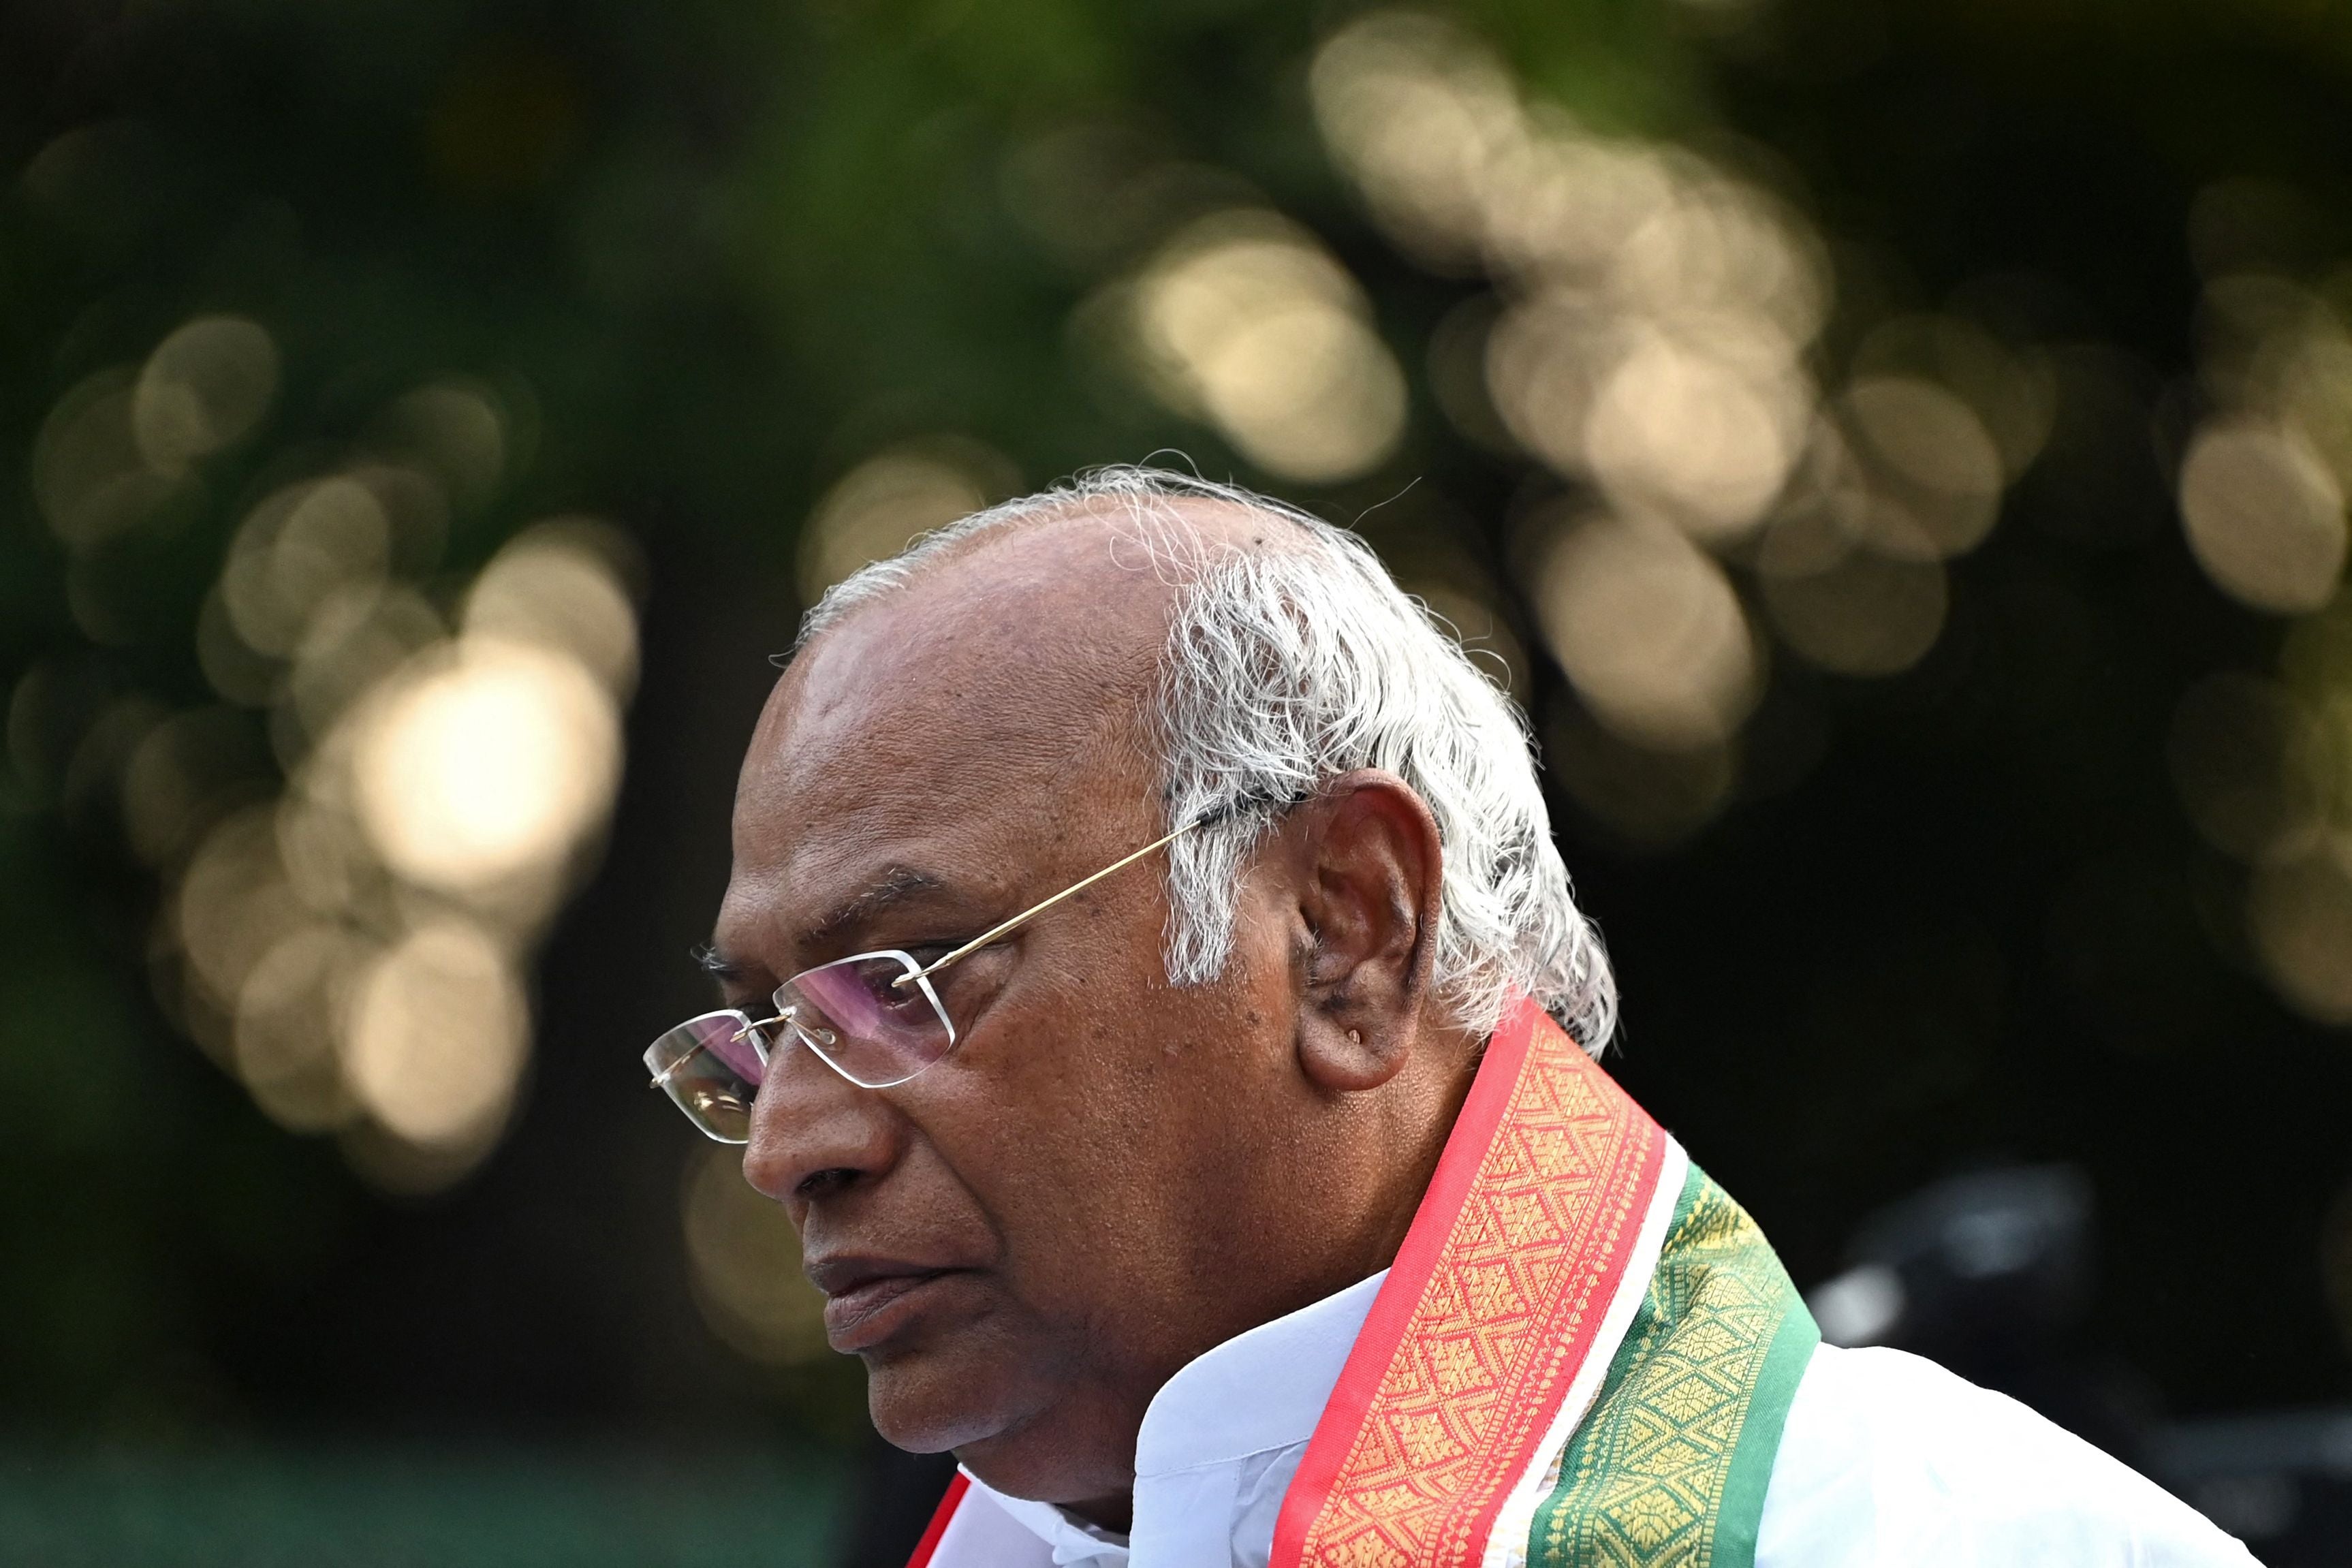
[1526,1164,1820,1568]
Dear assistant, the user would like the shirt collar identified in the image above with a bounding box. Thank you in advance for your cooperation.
[979,1492,1127,1567]
[1135,1268,1387,1476]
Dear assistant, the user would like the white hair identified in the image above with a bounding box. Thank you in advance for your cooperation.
[797,466,1616,1052]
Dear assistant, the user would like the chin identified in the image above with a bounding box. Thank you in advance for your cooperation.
[937,1418,1104,1508]
[864,1337,1037,1457]
[874,1355,1135,1509]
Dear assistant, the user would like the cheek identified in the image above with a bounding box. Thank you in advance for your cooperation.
[925,878,1298,1330]
[965,983,1277,1301]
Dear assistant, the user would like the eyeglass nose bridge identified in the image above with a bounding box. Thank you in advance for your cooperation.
[747,1003,838,1050]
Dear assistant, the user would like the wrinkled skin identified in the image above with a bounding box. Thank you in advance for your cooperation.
[712,501,1481,1527]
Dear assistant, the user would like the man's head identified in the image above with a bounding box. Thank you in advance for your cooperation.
[708,469,1612,1516]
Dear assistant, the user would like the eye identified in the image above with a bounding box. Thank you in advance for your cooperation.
[871,966,932,1007]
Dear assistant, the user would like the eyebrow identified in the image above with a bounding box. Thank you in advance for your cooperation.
[693,943,745,984]
[697,865,956,984]
[799,866,952,950]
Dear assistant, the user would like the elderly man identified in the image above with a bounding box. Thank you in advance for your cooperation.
[645,470,2251,1567]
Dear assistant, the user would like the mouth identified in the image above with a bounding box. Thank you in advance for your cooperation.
[809,1258,971,1353]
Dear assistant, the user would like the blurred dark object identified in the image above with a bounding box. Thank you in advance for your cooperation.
[1809,1163,2096,1361]
[836,1437,958,1568]
[2152,1408,2352,1566]
[1806,1163,2352,1563]
[1804,1162,2152,1458]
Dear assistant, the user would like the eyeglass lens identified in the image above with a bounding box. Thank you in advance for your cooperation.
[644,1012,768,1143]
[783,952,956,1089]
[645,951,960,1143]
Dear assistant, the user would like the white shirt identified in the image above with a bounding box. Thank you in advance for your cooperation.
[943,1270,2257,1568]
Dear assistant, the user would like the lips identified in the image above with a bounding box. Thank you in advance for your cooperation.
[806,1254,969,1351]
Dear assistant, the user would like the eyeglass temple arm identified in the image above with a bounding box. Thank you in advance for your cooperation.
[896,815,1205,988]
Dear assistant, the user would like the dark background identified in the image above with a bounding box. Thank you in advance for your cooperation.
[4,0,2351,1560]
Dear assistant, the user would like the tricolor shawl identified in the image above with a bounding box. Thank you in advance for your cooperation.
[914,997,1818,1568]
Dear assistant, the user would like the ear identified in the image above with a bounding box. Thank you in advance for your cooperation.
[1291,769,1444,1093]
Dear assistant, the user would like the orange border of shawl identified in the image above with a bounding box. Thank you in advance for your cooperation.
[1267,997,1668,1568]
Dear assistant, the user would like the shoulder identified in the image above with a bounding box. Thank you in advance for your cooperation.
[1755,1343,2259,1568]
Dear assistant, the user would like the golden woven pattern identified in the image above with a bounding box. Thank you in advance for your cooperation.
[1530,1178,1791,1567]
[1299,1020,1661,1567]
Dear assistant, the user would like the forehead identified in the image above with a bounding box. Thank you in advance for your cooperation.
[720,513,1178,956]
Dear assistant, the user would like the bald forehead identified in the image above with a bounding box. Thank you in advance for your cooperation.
[768,496,1296,759]
[778,507,1168,758]
[738,503,1207,867]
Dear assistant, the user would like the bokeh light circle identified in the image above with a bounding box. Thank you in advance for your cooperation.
[351,640,621,894]
[2180,420,2347,615]
[132,315,279,475]
[1534,515,1758,748]
[343,920,528,1146]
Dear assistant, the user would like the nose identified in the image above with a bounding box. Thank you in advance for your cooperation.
[741,1028,904,1220]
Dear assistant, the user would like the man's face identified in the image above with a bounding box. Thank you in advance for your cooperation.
[710,520,1313,1509]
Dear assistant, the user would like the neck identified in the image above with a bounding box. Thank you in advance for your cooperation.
[1065,1493,1133,1533]
[1056,1021,1483,1535]
[1340,1018,1484,1277]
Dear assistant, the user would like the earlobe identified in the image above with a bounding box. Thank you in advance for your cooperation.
[1298,1009,1405,1091]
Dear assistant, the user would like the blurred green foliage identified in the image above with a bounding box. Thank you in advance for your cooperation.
[0,1444,843,1567]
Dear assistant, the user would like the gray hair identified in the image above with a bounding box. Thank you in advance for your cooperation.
[797,466,1616,1052]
